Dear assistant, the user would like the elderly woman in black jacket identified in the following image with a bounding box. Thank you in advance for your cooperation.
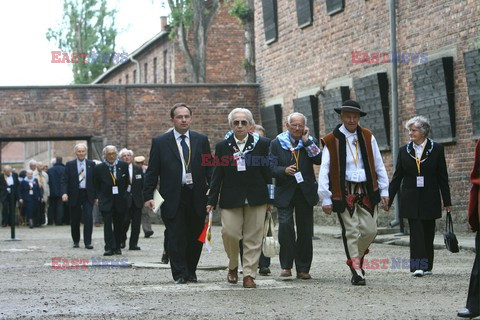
[389,115,452,277]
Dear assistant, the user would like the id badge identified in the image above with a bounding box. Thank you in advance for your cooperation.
[416,176,424,188]
[185,172,193,185]
[294,172,304,183]
[135,174,142,179]
[351,171,360,182]
[237,158,246,172]
[127,185,131,193]
[29,190,34,195]
[6,187,10,193]
[112,186,119,194]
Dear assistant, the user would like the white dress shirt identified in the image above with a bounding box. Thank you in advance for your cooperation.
[173,129,191,185]
[318,124,389,206]
[77,159,86,189]
[413,140,427,159]
[234,135,247,152]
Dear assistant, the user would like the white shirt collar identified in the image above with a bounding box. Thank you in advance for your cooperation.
[339,124,357,138]
[234,134,248,144]
[173,129,190,141]
[413,139,427,149]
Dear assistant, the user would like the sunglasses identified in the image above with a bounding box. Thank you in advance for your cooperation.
[233,120,248,126]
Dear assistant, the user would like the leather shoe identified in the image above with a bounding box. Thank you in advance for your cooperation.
[129,246,141,250]
[114,249,122,255]
[85,244,94,249]
[243,276,256,288]
[161,251,169,264]
[412,270,424,277]
[280,269,292,277]
[103,250,114,256]
[175,278,186,284]
[120,241,126,249]
[145,231,154,238]
[188,275,198,283]
[458,308,480,318]
[227,267,238,284]
[297,272,312,280]
[73,243,80,248]
[259,267,271,276]
[351,274,366,286]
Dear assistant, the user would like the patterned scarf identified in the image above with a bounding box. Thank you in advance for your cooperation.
[276,131,321,158]
[224,130,259,155]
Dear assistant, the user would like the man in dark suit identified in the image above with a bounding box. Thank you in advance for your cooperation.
[144,103,213,284]
[270,112,322,280]
[62,143,96,249]
[1,165,19,227]
[95,145,130,256]
[48,156,66,225]
[119,148,144,250]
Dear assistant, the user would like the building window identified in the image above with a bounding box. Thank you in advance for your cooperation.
[144,63,148,83]
[262,0,278,44]
[133,70,137,84]
[153,57,158,84]
[163,50,168,84]
[464,49,480,137]
[326,0,344,16]
[295,0,313,28]
[118,78,122,84]
[125,74,129,84]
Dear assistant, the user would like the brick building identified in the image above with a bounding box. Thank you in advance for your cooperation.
[94,5,246,84]
[255,0,479,222]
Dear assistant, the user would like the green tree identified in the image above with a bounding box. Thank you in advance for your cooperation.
[46,0,118,84]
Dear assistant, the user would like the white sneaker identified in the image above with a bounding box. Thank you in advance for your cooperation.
[412,270,424,277]
[423,271,433,275]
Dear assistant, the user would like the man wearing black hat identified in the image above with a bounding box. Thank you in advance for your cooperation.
[317,100,389,286]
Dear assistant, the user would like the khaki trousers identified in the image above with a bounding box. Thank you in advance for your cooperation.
[337,203,377,274]
[221,204,267,278]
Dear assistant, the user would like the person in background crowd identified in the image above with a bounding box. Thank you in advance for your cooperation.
[134,156,155,239]
[119,148,144,250]
[1,165,19,227]
[19,170,41,228]
[30,160,49,226]
[318,100,389,286]
[458,139,480,318]
[62,143,96,249]
[270,112,322,280]
[48,156,65,225]
[389,116,452,277]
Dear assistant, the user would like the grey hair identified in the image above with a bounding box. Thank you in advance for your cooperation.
[405,115,430,136]
[74,143,88,152]
[119,148,134,157]
[26,169,34,175]
[228,108,254,127]
[287,112,308,126]
[29,159,37,166]
[102,145,118,159]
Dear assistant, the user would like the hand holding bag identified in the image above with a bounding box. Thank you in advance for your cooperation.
[262,211,280,258]
[444,211,459,253]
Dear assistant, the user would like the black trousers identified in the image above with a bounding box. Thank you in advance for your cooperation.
[466,231,480,313]
[277,188,313,273]
[122,205,142,248]
[2,193,15,226]
[70,190,93,246]
[101,201,125,252]
[48,196,64,225]
[162,187,204,281]
[408,219,436,272]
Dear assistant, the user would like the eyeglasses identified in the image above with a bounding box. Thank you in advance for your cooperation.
[233,120,248,126]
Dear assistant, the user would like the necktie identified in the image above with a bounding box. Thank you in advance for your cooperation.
[180,135,190,173]
[79,163,85,185]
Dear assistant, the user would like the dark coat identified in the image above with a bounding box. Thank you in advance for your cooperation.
[125,164,144,209]
[94,161,130,212]
[19,178,42,203]
[207,134,272,209]
[389,139,452,220]
[47,162,66,197]
[0,172,19,203]
[61,159,96,206]
[269,137,322,208]
[143,130,213,219]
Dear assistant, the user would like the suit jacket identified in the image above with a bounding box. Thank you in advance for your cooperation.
[48,162,66,197]
[270,137,322,207]
[0,172,19,203]
[61,159,96,206]
[389,139,452,220]
[144,130,213,219]
[94,160,130,212]
[126,164,144,209]
[207,134,272,209]
[19,178,42,203]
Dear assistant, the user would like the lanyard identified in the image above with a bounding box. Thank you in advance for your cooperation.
[414,143,427,175]
[346,136,359,167]
[177,142,191,171]
[290,143,300,169]
[109,170,116,185]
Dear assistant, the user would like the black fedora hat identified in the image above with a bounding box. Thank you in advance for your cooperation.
[334,100,367,117]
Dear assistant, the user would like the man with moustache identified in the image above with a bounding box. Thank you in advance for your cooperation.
[144,103,213,284]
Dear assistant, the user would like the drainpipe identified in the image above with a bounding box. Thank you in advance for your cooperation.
[130,56,141,83]
[388,0,401,231]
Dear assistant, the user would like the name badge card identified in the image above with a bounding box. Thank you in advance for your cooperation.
[416,176,424,188]
[185,173,193,184]
[237,158,246,171]
[135,174,142,179]
[294,172,304,183]
[127,185,131,193]
[351,171,360,182]
[29,190,34,195]
[112,186,119,194]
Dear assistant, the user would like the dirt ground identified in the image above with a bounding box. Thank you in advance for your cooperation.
[0,224,475,320]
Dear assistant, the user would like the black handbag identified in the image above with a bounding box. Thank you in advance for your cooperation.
[444,211,459,253]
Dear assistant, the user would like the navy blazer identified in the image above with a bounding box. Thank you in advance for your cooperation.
[0,172,19,203]
[207,134,272,209]
[94,160,130,212]
[269,137,322,208]
[19,179,42,203]
[125,164,144,209]
[48,163,66,197]
[389,139,452,220]
[143,130,213,219]
[61,159,96,206]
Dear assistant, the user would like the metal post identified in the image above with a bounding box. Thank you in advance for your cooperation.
[6,191,20,241]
